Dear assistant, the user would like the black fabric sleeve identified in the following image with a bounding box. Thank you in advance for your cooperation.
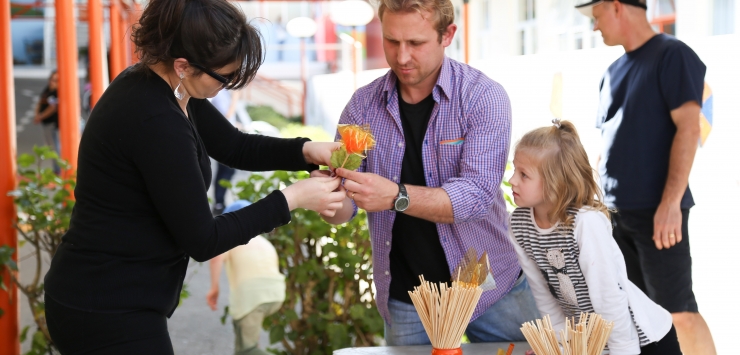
[133,113,292,262]
[659,43,707,111]
[188,98,319,172]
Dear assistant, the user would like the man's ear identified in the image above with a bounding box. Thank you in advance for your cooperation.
[441,23,457,46]
[613,0,624,18]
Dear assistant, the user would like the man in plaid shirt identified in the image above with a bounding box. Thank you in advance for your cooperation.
[319,0,539,345]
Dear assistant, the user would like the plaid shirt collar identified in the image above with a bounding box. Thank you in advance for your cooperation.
[380,56,453,104]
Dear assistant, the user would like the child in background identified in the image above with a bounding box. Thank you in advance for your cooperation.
[207,200,286,355]
[506,120,680,355]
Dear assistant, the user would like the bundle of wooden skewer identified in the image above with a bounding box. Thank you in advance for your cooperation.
[407,249,496,350]
[520,313,614,355]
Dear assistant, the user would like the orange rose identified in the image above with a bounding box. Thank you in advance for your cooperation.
[338,124,375,157]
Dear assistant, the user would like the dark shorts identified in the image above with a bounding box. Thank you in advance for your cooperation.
[640,325,682,355]
[46,295,174,355]
[611,208,698,313]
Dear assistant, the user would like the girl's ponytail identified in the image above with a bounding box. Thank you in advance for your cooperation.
[514,120,610,229]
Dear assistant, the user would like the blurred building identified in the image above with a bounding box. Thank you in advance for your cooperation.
[466,0,738,58]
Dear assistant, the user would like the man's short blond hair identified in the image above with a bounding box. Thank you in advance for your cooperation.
[377,0,455,41]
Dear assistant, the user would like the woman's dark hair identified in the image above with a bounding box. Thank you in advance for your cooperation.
[41,70,58,101]
[132,0,263,90]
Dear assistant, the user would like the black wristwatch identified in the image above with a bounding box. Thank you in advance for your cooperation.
[393,183,410,212]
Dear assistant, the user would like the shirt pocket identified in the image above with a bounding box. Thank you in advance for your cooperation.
[438,143,463,176]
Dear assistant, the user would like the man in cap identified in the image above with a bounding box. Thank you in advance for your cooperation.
[575,1,716,354]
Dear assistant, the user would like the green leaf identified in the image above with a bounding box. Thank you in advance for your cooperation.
[330,146,347,170]
[178,284,190,307]
[17,154,35,168]
[220,305,230,325]
[31,330,47,348]
[326,323,349,350]
[218,179,233,189]
[342,154,363,171]
[41,149,59,161]
[284,309,298,322]
[269,325,285,344]
[502,180,512,187]
[20,325,29,342]
[6,260,18,271]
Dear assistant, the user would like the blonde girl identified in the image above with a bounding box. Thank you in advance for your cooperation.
[507,120,680,355]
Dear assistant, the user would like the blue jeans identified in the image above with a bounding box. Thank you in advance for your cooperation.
[385,273,540,345]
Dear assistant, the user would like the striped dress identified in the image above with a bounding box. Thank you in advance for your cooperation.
[510,207,649,346]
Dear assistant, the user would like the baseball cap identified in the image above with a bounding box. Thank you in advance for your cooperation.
[575,0,647,18]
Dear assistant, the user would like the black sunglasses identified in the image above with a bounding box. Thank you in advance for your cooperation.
[189,62,235,85]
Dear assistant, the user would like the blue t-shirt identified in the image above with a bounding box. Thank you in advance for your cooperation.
[596,34,706,210]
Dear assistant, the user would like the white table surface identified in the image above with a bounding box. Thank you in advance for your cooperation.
[334,342,532,355]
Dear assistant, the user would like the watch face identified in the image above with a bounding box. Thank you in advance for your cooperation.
[395,197,409,211]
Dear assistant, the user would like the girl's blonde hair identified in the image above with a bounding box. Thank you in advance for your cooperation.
[515,120,609,228]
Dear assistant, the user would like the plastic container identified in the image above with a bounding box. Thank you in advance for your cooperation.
[431,347,462,355]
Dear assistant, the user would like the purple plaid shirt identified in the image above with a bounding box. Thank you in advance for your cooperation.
[338,57,519,325]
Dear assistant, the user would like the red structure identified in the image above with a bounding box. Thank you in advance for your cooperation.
[0,2,19,355]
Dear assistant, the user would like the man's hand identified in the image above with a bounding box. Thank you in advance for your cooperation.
[303,142,341,167]
[653,202,683,250]
[336,168,398,212]
[652,101,700,250]
[206,287,219,311]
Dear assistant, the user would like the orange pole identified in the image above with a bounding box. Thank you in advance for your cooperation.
[56,0,81,172]
[0,0,20,353]
[88,0,105,107]
[463,0,469,64]
[109,1,125,79]
[121,7,131,67]
[128,3,141,64]
[300,38,306,124]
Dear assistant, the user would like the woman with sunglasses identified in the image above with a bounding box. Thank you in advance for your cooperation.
[43,0,345,353]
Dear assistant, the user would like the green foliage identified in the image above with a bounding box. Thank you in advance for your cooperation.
[1,145,75,354]
[247,105,302,129]
[179,283,190,307]
[280,124,333,142]
[502,162,517,211]
[226,171,382,355]
[330,146,362,171]
[220,305,230,325]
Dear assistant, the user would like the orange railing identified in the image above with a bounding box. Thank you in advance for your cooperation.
[245,74,303,119]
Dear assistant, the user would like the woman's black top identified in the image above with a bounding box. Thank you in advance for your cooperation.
[45,66,316,317]
[39,88,59,127]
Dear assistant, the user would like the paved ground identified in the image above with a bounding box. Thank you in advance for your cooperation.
[12,77,740,354]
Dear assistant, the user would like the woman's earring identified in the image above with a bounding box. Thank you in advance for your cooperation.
[174,72,185,100]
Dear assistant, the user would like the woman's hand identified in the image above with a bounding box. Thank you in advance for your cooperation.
[206,287,219,311]
[303,142,341,167]
[281,176,345,216]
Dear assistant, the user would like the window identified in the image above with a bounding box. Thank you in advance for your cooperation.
[520,0,536,21]
[713,0,736,35]
[649,0,676,35]
[574,32,583,50]
[520,30,526,55]
[482,0,491,29]
[518,0,537,55]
